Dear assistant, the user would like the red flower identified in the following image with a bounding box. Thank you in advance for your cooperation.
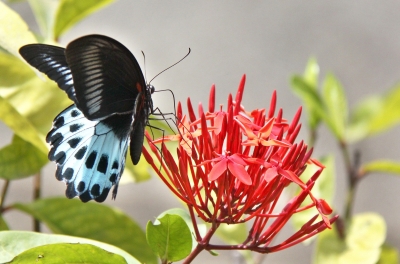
[143,75,337,254]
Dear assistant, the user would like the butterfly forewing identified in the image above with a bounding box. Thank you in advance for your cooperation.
[65,35,147,120]
[19,45,76,102]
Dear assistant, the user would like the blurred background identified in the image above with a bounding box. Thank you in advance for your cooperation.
[2,1,400,263]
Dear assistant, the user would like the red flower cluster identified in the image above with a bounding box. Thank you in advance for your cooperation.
[143,75,337,253]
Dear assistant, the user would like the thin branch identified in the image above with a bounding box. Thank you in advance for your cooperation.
[33,172,41,232]
[0,180,10,212]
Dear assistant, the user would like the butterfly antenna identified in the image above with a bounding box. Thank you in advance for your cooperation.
[149,48,191,84]
[141,51,148,83]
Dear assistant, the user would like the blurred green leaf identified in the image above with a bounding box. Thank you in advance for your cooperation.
[215,223,253,263]
[322,73,347,140]
[349,84,400,142]
[0,95,47,153]
[0,76,71,135]
[368,84,400,135]
[13,197,157,264]
[290,75,325,129]
[291,155,335,244]
[0,1,37,57]
[0,135,47,180]
[347,96,383,142]
[54,0,115,39]
[303,57,320,88]
[0,231,139,263]
[10,243,127,263]
[361,160,400,175]
[0,51,35,87]
[0,216,9,231]
[28,0,59,41]
[314,213,386,264]
[377,244,399,264]
[122,148,151,183]
[147,214,192,262]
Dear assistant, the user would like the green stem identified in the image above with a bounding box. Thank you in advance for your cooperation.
[0,180,10,212]
[339,141,359,224]
[33,172,41,232]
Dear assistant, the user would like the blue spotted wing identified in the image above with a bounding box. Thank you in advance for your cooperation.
[19,35,154,202]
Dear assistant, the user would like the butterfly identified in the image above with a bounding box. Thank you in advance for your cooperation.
[19,35,155,202]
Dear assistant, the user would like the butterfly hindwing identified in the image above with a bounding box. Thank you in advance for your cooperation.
[65,35,147,120]
[46,105,130,202]
[19,44,76,103]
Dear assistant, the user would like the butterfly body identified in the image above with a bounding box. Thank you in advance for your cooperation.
[20,35,154,202]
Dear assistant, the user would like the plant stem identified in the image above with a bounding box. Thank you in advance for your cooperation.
[33,172,41,232]
[0,180,10,212]
[339,141,360,224]
[183,221,219,264]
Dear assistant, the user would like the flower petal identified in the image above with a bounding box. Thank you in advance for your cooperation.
[228,160,252,185]
[208,158,228,181]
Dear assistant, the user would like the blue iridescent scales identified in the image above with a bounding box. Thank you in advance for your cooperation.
[19,35,154,202]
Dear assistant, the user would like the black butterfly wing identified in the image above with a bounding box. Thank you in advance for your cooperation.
[65,35,146,120]
[19,44,76,102]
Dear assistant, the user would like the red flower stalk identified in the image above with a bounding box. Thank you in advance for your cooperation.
[143,74,337,255]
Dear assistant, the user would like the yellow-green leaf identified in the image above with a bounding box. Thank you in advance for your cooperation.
[361,160,400,176]
[0,135,48,180]
[314,213,386,264]
[10,243,127,263]
[322,73,348,140]
[0,2,37,57]
[0,51,35,87]
[54,0,115,39]
[13,198,157,264]
[0,231,139,263]
[0,95,47,153]
[28,0,60,41]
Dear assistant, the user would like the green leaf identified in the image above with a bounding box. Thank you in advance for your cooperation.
[0,231,139,263]
[54,0,115,39]
[347,96,383,142]
[0,52,35,87]
[27,0,60,41]
[314,213,386,264]
[0,2,37,57]
[147,214,192,262]
[0,216,9,231]
[0,95,47,153]
[377,244,399,264]
[349,84,400,141]
[290,75,325,129]
[156,208,206,250]
[322,73,348,140]
[291,155,335,243]
[215,223,253,263]
[303,57,320,88]
[10,243,127,263]
[122,148,151,183]
[368,84,400,135]
[0,135,47,180]
[13,198,157,264]
[0,76,71,135]
[361,160,400,176]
